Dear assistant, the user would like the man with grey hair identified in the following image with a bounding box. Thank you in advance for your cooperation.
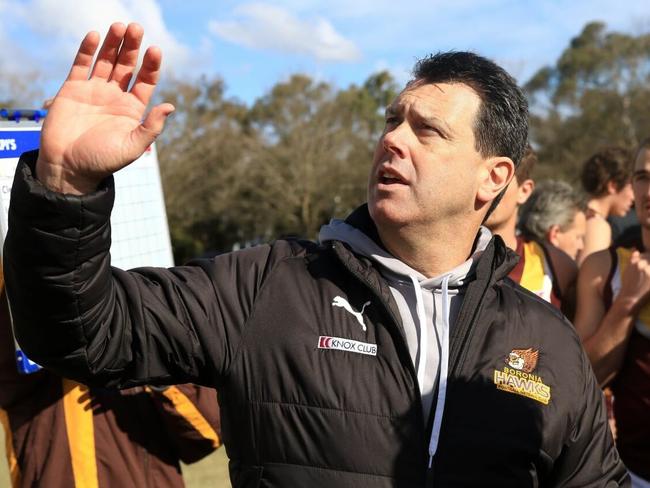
[519,180,587,261]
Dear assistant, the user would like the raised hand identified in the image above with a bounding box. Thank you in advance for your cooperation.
[36,22,174,195]
[619,250,650,309]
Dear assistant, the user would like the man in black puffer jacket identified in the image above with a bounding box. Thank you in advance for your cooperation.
[4,22,628,487]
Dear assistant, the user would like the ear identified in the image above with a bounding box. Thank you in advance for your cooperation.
[606,179,618,195]
[476,157,515,205]
[516,179,535,205]
[547,224,561,248]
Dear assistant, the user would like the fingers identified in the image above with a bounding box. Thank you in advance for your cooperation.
[130,46,163,106]
[632,251,650,267]
[109,23,144,90]
[130,103,175,153]
[630,251,650,277]
[68,23,162,105]
[90,22,127,80]
[66,31,101,81]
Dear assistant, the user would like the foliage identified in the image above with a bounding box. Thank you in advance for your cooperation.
[156,72,398,263]
[0,62,43,108]
[525,21,650,182]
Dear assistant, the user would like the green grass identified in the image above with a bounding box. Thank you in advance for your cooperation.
[182,448,232,487]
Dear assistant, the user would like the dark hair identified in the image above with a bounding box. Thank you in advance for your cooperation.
[580,147,631,197]
[411,51,529,168]
[410,52,528,217]
[515,144,537,184]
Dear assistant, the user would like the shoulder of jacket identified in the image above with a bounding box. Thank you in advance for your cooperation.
[499,277,569,324]
[188,239,327,278]
[498,277,585,358]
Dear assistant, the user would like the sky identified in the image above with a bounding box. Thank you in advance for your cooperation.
[0,0,648,107]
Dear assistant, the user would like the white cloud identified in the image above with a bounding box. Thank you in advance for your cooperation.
[9,0,192,76]
[0,1,29,74]
[209,3,361,62]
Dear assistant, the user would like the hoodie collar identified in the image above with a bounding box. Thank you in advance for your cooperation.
[320,204,504,289]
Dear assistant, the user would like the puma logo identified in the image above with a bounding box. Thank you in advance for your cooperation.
[332,296,371,332]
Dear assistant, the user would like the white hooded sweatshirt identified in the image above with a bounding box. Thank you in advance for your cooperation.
[319,219,492,466]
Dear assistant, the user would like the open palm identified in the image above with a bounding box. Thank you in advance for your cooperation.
[37,23,174,194]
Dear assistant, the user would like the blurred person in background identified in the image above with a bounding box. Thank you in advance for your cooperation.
[483,144,535,250]
[0,273,222,487]
[519,180,586,261]
[575,138,650,487]
[579,147,634,264]
[485,148,578,319]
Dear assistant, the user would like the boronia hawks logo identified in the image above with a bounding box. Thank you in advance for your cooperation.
[494,347,551,405]
[507,348,538,373]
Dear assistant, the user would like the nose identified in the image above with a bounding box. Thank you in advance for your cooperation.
[382,124,408,160]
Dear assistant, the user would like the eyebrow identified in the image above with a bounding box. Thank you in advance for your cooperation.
[385,103,453,138]
[632,169,650,177]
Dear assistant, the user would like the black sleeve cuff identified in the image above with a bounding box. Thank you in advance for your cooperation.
[8,149,115,231]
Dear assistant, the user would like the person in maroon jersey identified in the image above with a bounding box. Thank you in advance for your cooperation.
[485,148,578,319]
[579,147,634,265]
[483,144,535,251]
[0,269,222,487]
[575,137,650,487]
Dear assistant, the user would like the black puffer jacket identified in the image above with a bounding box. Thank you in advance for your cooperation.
[4,151,629,487]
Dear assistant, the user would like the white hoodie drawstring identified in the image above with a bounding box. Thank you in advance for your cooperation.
[409,275,428,392]
[428,274,451,468]
[409,273,452,469]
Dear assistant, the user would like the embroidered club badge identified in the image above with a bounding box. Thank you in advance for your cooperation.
[493,347,551,405]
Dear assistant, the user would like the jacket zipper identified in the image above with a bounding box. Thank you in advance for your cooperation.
[331,243,422,405]
[448,246,497,377]
[333,240,498,487]
[423,248,496,487]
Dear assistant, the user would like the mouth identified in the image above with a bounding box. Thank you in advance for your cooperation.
[377,167,408,186]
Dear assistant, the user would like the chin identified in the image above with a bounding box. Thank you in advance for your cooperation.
[368,198,411,228]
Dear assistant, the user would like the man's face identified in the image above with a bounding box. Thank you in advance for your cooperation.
[368,82,485,229]
[549,210,586,260]
[632,148,650,227]
[611,182,634,217]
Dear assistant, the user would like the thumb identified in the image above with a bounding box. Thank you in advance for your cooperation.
[131,102,175,154]
[630,250,640,265]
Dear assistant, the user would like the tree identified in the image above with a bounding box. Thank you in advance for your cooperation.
[525,21,650,181]
[0,64,43,108]
[156,76,256,261]
[242,71,398,240]
[157,71,398,263]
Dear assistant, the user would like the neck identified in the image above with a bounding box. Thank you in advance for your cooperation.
[488,214,518,251]
[587,198,610,217]
[376,219,480,278]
